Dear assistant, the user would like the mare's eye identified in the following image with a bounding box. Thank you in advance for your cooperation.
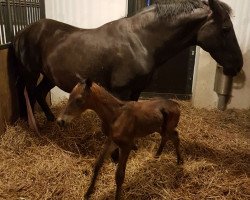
[222,26,231,34]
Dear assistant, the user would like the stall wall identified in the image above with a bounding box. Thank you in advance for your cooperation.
[0,49,19,134]
[193,0,250,109]
[45,0,128,104]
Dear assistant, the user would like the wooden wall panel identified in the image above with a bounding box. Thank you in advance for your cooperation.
[0,48,19,134]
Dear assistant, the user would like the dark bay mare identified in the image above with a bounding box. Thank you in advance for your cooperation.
[11,0,243,121]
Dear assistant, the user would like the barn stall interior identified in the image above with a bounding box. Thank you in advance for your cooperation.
[0,0,249,200]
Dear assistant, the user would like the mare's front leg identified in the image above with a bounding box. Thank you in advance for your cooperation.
[84,138,112,199]
[35,76,55,121]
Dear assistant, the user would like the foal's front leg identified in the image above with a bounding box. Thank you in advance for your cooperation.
[84,138,112,199]
[115,147,131,200]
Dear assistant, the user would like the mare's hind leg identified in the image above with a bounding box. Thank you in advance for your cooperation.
[24,72,40,113]
[16,77,28,120]
[169,130,183,165]
[35,76,55,121]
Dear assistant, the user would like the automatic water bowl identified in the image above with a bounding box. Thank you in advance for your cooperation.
[214,65,233,111]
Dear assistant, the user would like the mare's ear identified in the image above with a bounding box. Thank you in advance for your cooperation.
[85,78,93,89]
[75,73,85,84]
[208,0,226,22]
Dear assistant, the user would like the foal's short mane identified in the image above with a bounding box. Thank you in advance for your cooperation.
[155,0,232,19]
[91,83,124,106]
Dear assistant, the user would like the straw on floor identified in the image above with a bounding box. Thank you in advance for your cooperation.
[0,101,249,200]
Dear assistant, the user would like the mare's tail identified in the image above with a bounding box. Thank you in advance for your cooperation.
[8,42,39,133]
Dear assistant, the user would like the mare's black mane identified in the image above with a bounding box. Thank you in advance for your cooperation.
[154,0,232,19]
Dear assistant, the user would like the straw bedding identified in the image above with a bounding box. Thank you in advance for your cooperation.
[0,101,249,200]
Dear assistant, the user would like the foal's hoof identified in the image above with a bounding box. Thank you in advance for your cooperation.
[84,191,92,200]
[84,194,90,200]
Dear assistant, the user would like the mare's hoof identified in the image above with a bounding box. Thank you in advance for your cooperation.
[47,115,56,122]
[111,148,119,164]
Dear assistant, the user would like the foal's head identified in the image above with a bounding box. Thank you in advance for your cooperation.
[57,78,93,126]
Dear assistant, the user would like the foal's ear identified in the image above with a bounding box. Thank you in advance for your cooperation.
[85,78,93,88]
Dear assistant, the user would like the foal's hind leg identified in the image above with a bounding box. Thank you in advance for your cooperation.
[169,130,183,165]
[35,76,55,121]
[155,113,168,158]
[155,133,168,158]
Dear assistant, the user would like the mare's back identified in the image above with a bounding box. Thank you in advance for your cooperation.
[13,19,80,58]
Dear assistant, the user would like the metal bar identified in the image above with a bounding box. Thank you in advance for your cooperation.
[5,0,14,42]
[11,0,17,34]
[36,0,40,20]
[28,0,32,24]
[38,1,40,19]
[16,0,23,32]
[23,0,27,26]
[18,0,23,30]
[146,0,151,6]
[20,0,26,29]
[34,0,38,21]
[15,0,20,32]
[30,0,34,23]
[0,1,6,44]
[40,0,45,18]
[26,0,31,24]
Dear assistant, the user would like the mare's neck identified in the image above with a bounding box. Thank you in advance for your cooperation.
[89,84,124,125]
[129,5,209,65]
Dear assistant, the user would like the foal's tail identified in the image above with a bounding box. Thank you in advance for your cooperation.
[160,102,180,131]
[160,108,168,132]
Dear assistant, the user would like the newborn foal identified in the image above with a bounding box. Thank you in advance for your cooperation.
[57,79,182,199]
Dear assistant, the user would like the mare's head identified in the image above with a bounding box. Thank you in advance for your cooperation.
[197,0,243,76]
[57,77,93,127]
